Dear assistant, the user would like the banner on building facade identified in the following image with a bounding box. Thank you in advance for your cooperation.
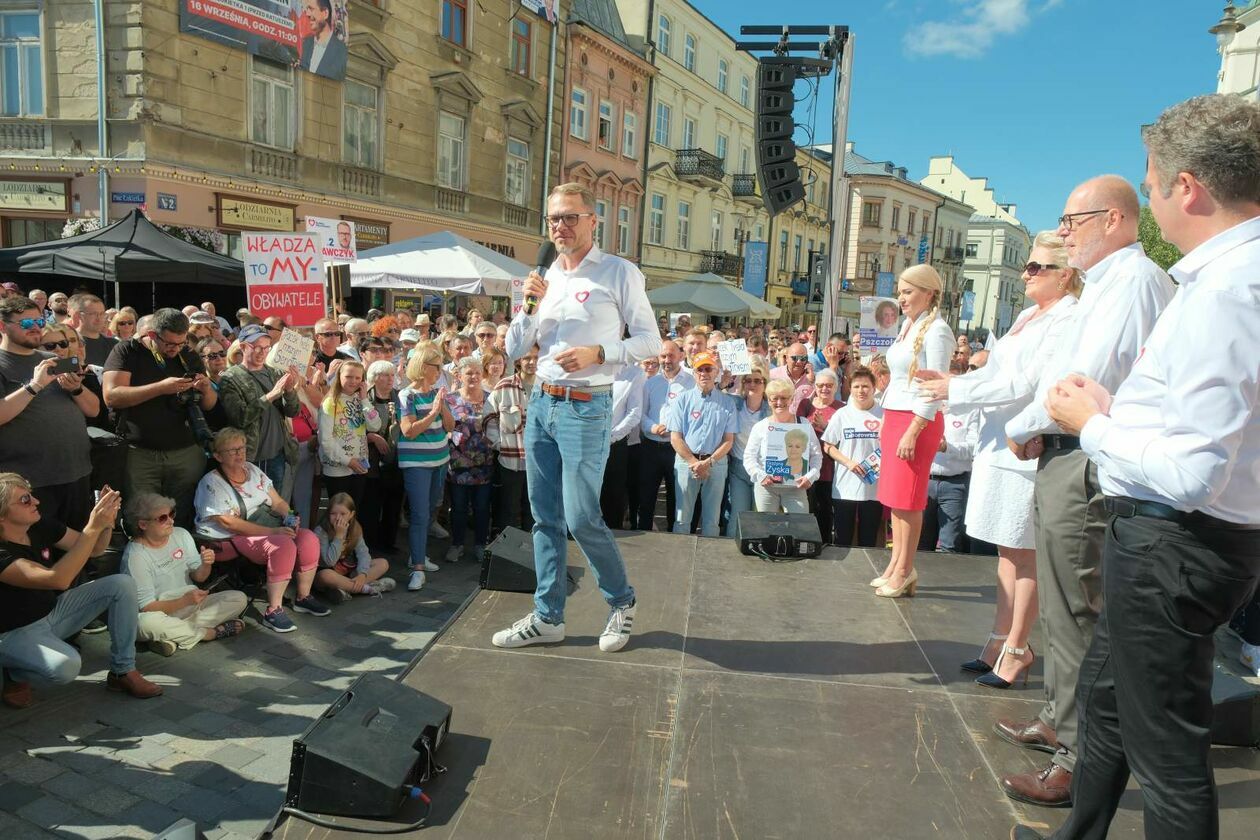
[244,232,326,327]
[742,241,769,301]
[520,0,557,23]
[179,0,350,80]
[305,216,357,263]
[859,296,901,354]
[960,290,976,322]
[874,271,895,298]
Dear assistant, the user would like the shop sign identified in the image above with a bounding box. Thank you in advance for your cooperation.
[0,180,67,212]
[218,195,296,231]
[343,216,388,251]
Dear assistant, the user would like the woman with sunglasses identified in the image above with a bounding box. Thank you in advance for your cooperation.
[121,491,247,656]
[40,323,108,429]
[194,338,230,432]
[110,309,137,342]
[916,232,1082,688]
[724,361,771,536]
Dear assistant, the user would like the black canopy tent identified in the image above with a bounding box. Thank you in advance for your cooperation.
[0,209,246,312]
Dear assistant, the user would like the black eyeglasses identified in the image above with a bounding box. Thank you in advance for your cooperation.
[317,331,342,338]
[41,340,70,350]
[1057,209,1111,231]
[545,213,594,228]
[201,351,227,360]
[1023,261,1062,276]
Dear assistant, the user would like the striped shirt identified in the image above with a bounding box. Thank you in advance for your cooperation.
[397,385,450,469]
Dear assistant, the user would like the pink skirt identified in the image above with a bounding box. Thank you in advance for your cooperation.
[877,409,945,512]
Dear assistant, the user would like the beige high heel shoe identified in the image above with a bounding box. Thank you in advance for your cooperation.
[875,568,918,598]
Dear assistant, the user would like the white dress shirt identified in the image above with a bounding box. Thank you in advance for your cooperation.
[1081,217,1260,524]
[1006,243,1174,443]
[610,363,646,445]
[881,311,953,420]
[950,296,1078,475]
[640,369,695,442]
[932,408,980,477]
[506,245,661,385]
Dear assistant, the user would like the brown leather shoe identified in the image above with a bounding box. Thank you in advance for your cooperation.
[994,717,1060,753]
[105,670,163,699]
[1002,762,1072,807]
[2,679,33,709]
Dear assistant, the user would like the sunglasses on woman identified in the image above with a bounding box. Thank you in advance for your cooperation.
[1022,261,1061,276]
[143,511,174,524]
[201,351,227,360]
[41,340,70,350]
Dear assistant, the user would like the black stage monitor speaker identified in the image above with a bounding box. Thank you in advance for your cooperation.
[481,526,537,592]
[286,673,452,818]
[737,511,823,560]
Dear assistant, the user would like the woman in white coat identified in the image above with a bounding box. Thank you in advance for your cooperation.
[917,232,1082,689]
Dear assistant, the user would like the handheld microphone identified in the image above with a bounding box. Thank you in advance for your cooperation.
[525,241,557,316]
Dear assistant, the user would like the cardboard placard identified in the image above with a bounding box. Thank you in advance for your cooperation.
[244,232,326,328]
[266,328,315,376]
[717,339,752,375]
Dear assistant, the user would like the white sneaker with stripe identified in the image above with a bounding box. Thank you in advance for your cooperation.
[491,612,566,649]
[598,602,636,653]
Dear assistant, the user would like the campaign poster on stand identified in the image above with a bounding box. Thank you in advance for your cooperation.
[179,0,350,80]
[859,296,901,354]
[305,216,357,263]
[244,232,326,327]
[764,423,810,481]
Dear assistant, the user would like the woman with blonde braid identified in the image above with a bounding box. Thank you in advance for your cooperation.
[871,265,953,598]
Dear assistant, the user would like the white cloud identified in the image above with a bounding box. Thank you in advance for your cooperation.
[903,0,1056,59]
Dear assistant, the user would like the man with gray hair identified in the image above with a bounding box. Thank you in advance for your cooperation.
[338,318,370,360]
[1011,94,1260,839]
[994,173,1175,810]
[68,292,116,366]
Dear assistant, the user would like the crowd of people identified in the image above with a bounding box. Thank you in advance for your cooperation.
[0,93,1257,840]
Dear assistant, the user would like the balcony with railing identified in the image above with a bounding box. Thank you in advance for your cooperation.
[248,146,299,182]
[700,250,742,277]
[675,148,725,186]
[731,173,760,204]
[944,245,966,263]
[435,186,468,214]
[0,120,49,152]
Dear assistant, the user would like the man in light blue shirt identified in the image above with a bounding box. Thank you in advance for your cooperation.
[635,341,693,530]
[668,351,736,537]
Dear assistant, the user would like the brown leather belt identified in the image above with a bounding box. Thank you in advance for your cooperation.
[539,383,610,402]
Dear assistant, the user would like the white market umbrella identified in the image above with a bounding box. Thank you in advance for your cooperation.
[349,230,529,297]
[647,272,780,319]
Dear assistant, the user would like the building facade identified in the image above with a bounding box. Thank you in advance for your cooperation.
[764,147,830,328]
[561,0,653,262]
[1215,1,1260,97]
[922,155,1029,337]
[615,0,769,292]
[0,0,570,306]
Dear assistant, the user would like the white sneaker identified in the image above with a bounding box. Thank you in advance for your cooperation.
[599,602,637,653]
[491,612,566,648]
[422,558,439,572]
[373,577,397,594]
[429,521,449,539]
[444,545,462,564]
[407,570,426,591]
[328,588,353,604]
[1241,642,1260,678]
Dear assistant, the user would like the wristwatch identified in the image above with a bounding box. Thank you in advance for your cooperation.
[596,345,606,364]
[69,387,84,396]
[23,382,40,397]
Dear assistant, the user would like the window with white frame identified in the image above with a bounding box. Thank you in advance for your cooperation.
[739,146,750,174]
[0,9,42,116]
[594,199,608,248]
[622,111,637,158]
[653,102,670,146]
[778,230,788,269]
[509,17,531,77]
[715,134,727,164]
[683,34,696,72]
[251,57,295,149]
[343,79,379,168]
[739,75,750,109]
[677,201,690,250]
[657,15,671,56]
[711,211,723,251]
[682,117,695,149]
[597,100,614,150]
[717,59,728,94]
[437,110,466,189]
[793,234,802,271]
[570,88,588,140]
[648,193,665,245]
[504,137,529,206]
[617,205,631,254]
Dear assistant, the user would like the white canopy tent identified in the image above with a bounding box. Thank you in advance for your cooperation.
[646,272,781,319]
[348,230,529,297]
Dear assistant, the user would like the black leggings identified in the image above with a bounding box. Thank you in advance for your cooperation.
[322,474,367,511]
[831,499,883,547]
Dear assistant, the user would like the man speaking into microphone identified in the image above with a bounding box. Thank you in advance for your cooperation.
[495,183,661,653]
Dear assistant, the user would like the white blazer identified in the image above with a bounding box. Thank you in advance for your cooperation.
[947,295,1080,474]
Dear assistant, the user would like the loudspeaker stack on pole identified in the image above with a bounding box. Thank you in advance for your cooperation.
[737,25,854,338]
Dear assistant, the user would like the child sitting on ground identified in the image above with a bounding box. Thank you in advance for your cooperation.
[313,493,396,601]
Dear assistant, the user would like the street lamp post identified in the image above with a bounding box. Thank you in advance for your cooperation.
[1209,3,1247,50]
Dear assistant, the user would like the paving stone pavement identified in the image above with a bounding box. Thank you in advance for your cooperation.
[0,543,483,840]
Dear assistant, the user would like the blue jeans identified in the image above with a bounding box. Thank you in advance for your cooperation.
[674,455,728,538]
[0,575,139,682]
[255,452,286,491]
[450,481,491,547]
[725,458,755,537]
[403,464,447,568]
[525,388,634,625]
[927,472,969,552]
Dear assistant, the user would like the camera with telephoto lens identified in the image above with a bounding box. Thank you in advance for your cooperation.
[168,361,214,450]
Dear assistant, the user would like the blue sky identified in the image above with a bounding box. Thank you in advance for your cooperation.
[699,0,1222,234]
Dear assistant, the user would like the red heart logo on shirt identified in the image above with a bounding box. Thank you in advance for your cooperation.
[575,290,590,303]
[668,392,677,399]
[953,420,963,428]
[864,419,880,431]
[691,410,701,419]
[172,548,184,560]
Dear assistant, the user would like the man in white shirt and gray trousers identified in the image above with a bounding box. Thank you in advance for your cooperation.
[1011,94,1260,840]
[996,175,1175,808]
[496,183,661,654]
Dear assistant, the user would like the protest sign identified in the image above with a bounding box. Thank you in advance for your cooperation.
[305,216,357,263]
[764,422,810,481]
[717,339,752,375]
[266,328,315,377]
[859,296,901,354]
[510,275,526,317]
[244,232,326,327]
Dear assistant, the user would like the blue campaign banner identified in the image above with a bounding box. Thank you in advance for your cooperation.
[960,290,976,322]
[742,241,769,300]
[918,235,930,264]
[875,271,895,297]
[111,192,145,204]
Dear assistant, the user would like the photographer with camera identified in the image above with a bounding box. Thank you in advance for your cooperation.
[0,297,100,529]
[102,308,217,527]
[216,324,300,491]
